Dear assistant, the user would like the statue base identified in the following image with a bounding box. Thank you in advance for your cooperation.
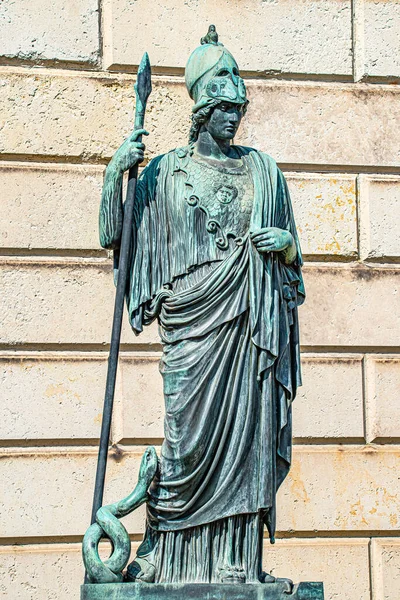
[81,582,324,600]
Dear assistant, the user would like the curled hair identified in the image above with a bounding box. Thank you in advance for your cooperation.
[188,99,221,144]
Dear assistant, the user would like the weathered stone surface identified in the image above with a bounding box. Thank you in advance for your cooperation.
[371,538,400,600]
[0,163,104,251]
[2,446,399,538]
[365,356,400,442]
[0,0,99,64]
[104,0,352,75]
[286,174,357,258]
[0,540,368,600]
[265,539,370,600]
[0,353,112,441]
[242,82,400,168]
[294,355,364,441]
[0,543,85,600]
[0,71,190,161]
[278,446,400,532]
[1,72,400,167]
[359,175,400,260]
[0,257,118,345]
[300,265,400,348]
[364,0,400,78]
[0,258,155,346]
[2,260,398,348]
[0,448,147,538]
[119,354,164,441]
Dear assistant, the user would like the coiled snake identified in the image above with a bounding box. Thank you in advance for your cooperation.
[82,446,158,583]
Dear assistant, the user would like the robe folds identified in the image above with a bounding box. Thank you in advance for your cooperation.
[119,146,305,542]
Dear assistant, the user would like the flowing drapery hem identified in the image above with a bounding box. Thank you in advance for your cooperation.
[135,513,264,584]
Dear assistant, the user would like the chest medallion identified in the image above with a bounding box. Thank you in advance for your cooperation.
[174,149,253,251]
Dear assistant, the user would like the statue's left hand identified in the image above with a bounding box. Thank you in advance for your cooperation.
[250,227,293,254]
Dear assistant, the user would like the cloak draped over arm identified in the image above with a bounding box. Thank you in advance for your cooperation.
[99,165,124,250]
[238,149,305,540]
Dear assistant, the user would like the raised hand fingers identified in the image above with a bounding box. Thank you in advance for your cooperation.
[130,128,149,142]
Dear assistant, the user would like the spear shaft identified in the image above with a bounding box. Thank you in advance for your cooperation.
[89,53,152,527]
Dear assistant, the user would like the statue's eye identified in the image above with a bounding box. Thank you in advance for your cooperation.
[233,68,239,76]
[217,69,229,77]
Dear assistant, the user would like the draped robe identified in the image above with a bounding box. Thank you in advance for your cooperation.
[100,145,305,548]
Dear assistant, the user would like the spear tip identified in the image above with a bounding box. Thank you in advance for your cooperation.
[138,51,150,73]
[135,51,152,104]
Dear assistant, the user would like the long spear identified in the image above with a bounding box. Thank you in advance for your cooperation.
[89,53,152,526]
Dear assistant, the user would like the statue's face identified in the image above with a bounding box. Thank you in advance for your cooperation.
[205,102,244,141]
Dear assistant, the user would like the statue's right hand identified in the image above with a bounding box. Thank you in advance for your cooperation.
[109,129,149,174]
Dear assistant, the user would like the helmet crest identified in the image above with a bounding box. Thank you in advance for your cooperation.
[185,26,248,113]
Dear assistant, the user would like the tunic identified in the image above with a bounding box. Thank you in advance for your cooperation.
[99,144,305,583]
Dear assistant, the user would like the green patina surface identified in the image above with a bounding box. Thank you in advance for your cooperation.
[81,582,324,600]
[84,25,312,590]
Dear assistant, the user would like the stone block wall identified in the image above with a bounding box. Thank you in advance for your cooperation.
[0,1,399,598]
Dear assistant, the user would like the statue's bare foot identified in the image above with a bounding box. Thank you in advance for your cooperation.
[125,556,156,583]
[219,565,246,584]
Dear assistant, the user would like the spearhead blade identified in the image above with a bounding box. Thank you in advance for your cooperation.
[134,52,152,107]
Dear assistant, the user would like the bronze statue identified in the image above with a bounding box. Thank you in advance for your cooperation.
[82,28,314,597]
[201,24,220,46]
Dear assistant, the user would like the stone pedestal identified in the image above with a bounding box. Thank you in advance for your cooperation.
[81,581,324,600]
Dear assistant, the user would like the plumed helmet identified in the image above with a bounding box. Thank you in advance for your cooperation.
[185,26,248,113]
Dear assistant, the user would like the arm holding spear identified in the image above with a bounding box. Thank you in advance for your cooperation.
[99,84,150,252]
[93,53,152,523]
[82,55,156,584]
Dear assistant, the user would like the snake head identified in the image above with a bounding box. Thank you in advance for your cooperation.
[138,446,159,485]
[113,447,159,518]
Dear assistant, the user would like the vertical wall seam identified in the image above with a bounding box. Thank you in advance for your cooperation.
[369,538,374,600]
[101,0,113,70]
[98,0,104,70]
[352,0,366,82]
[357,174,371,262]
[369,538,384,600]
[355,173,362,262]
[362,354,373,444]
